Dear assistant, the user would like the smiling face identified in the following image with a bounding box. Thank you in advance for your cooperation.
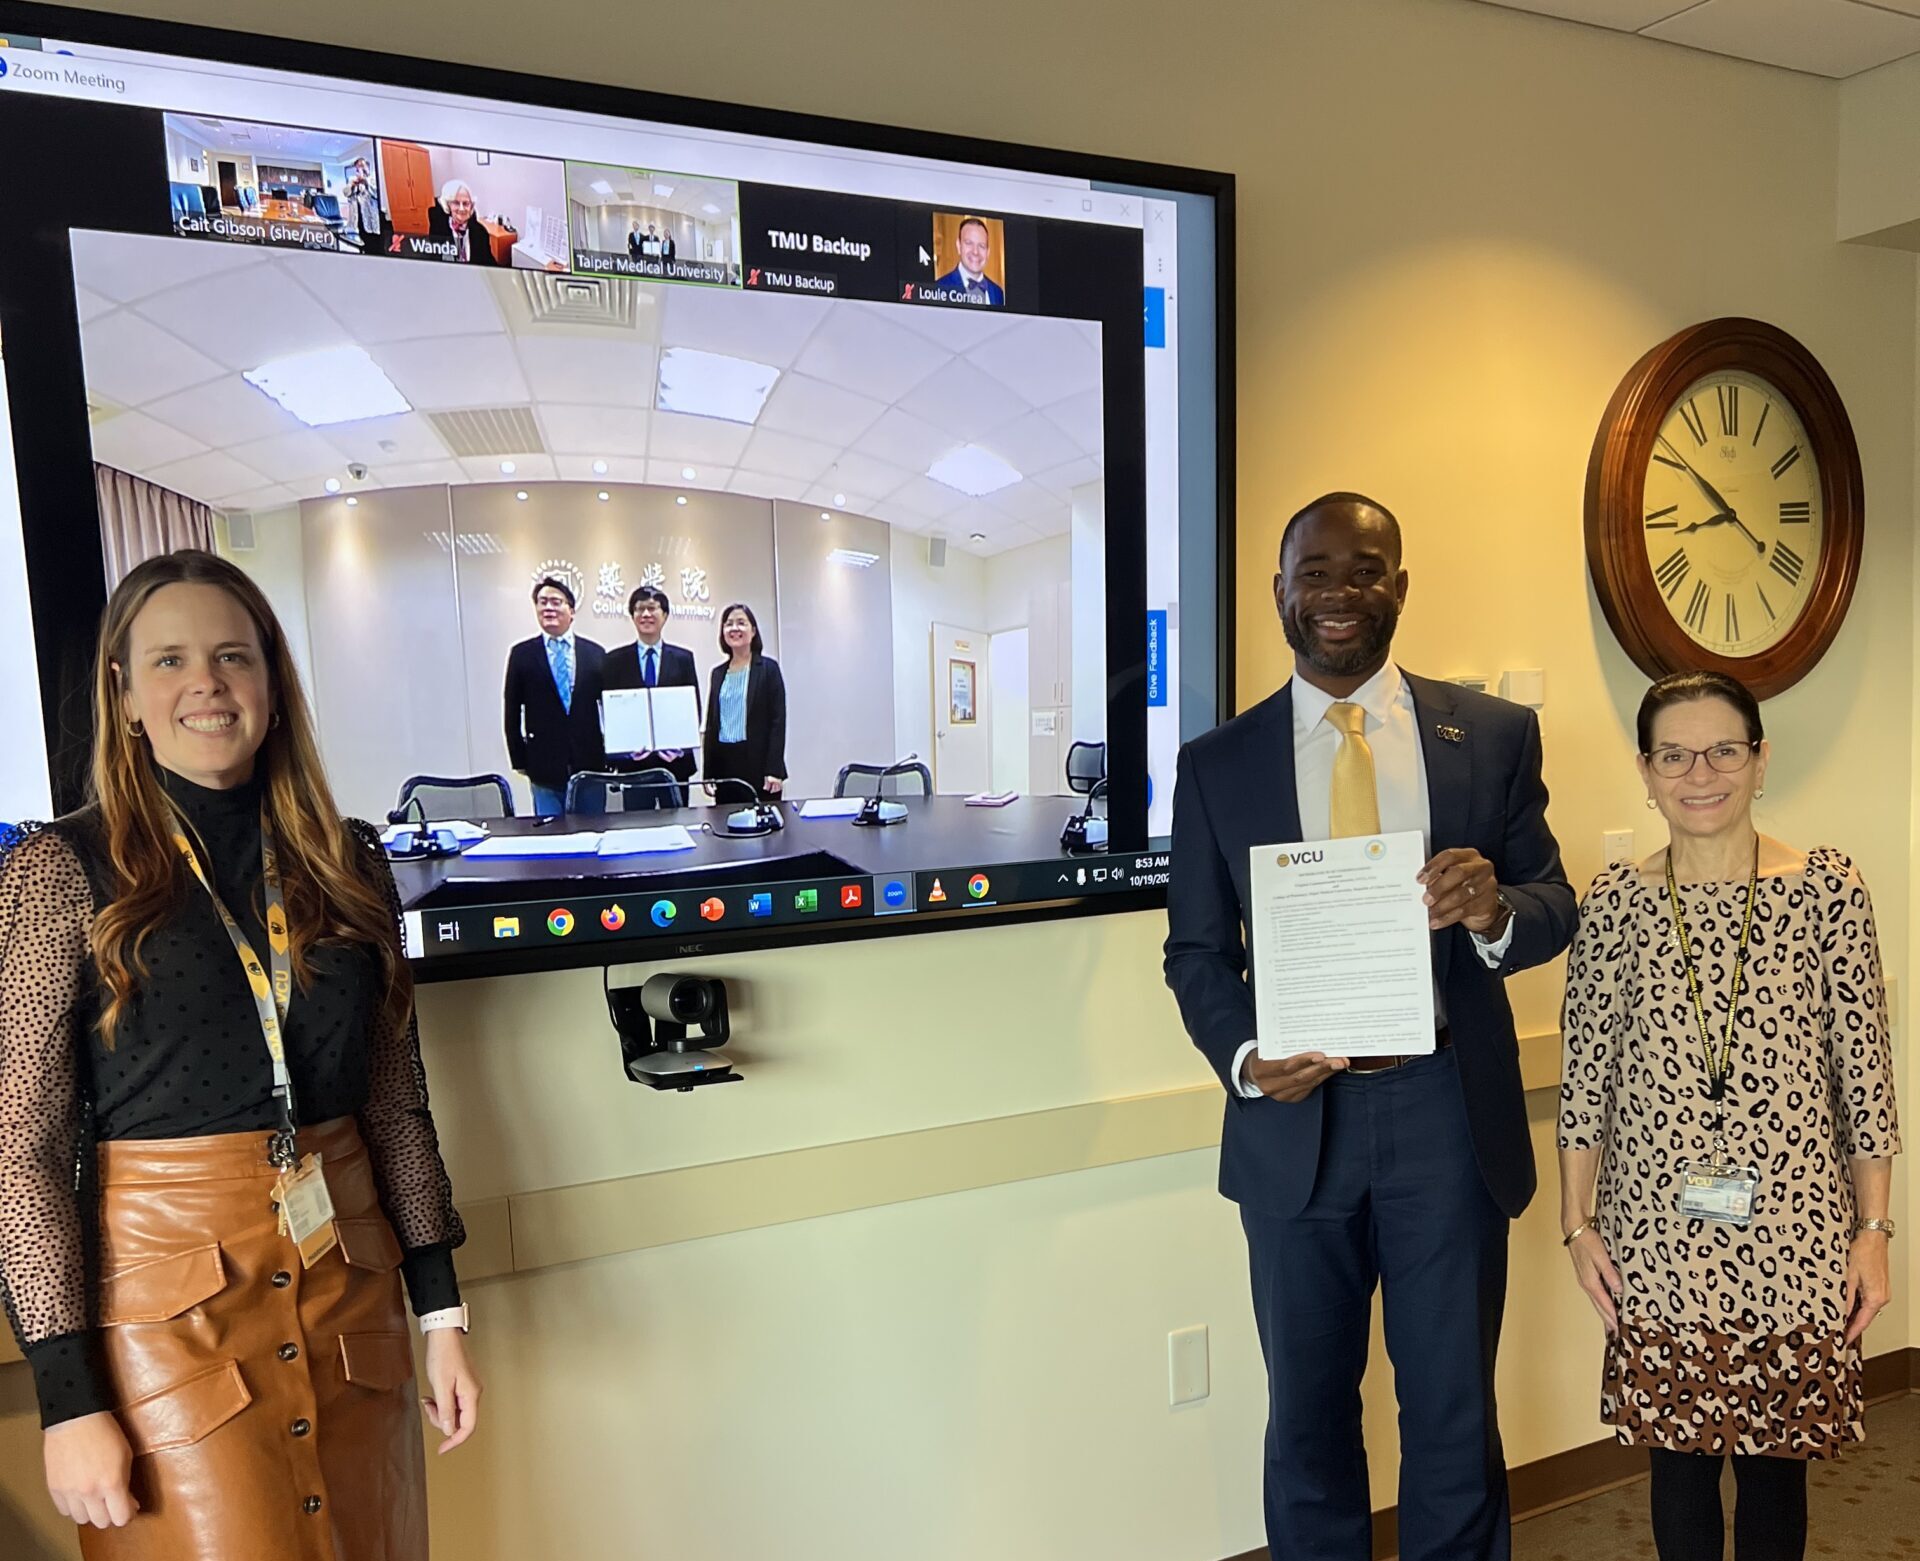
[630,596,666,644]
[722,607,756,655]
[445,189,474,228]
[1640,696,1768,841]
[957,221,990,275]
[118,582,272,790]
[535,586,574,637]
[1275,504,1407,688]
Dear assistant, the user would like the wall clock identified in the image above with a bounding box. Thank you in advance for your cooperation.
[1584,317,1863,700]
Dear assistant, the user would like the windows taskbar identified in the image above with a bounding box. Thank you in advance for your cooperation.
[401,849,1171,963]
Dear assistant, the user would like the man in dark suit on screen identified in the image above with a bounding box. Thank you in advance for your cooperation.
[1163,494,1575,1561]
[601,584,699,808]
[932,216,1005,306]
[503,575,607,816]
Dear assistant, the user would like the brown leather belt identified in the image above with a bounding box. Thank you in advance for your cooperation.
[1345,1025,1452,1074]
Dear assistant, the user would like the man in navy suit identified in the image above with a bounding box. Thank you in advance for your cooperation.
[601,584,700,808]
[503,576,607,816]
[932,216,1005,306]
[1164,494,1574,1561]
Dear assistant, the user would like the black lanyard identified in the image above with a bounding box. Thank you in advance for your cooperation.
[1664,839,1759,1113]
[167,802,299,1169]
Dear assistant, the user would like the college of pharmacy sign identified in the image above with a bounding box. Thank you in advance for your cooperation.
[531,559,716,620]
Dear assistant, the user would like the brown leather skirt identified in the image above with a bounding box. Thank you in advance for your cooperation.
[81,1116,427,1561]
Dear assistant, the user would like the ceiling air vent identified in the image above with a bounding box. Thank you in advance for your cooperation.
[516,271,640,330]
[422,406,546,460]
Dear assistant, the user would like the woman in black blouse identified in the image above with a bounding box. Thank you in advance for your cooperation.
[0,550,479,1554]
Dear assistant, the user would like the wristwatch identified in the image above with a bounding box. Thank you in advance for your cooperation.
[419,1304,470,1334]
[1856,1218,1896,1240]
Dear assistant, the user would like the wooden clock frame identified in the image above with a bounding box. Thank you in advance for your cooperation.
[1584,317,1864,701]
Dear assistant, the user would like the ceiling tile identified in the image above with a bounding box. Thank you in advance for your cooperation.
[133,264,347,373]
[1475,1,1696,27]
[897,357,1032,444]
[646,410,754,467]
[855,408,954,473]
[645,459,730,488]
[144,448,275,504]
[985,481,1071,523]
[965,319,1102,408]
[659,284,831,367]
[69,229,262,303]
[1642,0,1920,75]
[890,302,1017,354]
[515,336,660,405]
[371,336,530,411]
[220,484,300,512]
[538,403,651,456]
[371,459,469,488]
[755,374,887,446]
[886,474,971,521]
[79,310,227,408]
[325,411,453,466]
[290,254,508,342]
[229,429,355,480]
[459,458,557,485]
[1029,456,1105,497]
[738,429,838,483]
[1041,392,1103,459]
[88,410,211,472]
[74,287,115,323]
[812,451,912,505]
[973,410,1082,478]
[790,304,952,403]
[143,375,306,447]
[726,469,795,500]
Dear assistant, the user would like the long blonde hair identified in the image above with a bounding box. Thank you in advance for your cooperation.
[90,550,409,1045]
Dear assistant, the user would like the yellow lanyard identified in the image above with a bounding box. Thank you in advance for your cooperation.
[168,802,299,1168]
[1664,842,1758,1104]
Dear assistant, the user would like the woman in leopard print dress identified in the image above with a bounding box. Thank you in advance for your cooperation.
[1558,672,1898,1561]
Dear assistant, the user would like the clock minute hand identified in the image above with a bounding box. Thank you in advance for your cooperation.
[1655,435,1743,522]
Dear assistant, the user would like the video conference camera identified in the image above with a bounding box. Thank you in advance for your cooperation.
[610,973,739,1091]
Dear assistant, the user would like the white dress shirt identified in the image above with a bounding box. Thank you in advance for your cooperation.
[1230,662,1514,1097]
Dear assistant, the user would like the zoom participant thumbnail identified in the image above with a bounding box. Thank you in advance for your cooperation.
[738,186,898,301]
[164,114,379,253]
[375,139,568,270]
[897,209,1036,310]
[566,163,742,287]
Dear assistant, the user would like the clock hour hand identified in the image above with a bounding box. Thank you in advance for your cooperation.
[1655,435,1743,523]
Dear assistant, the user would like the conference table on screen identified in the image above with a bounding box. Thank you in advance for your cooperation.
[388,794,1091,911]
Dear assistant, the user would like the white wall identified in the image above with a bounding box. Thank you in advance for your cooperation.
[216,505,316,702]
[1071,479,1106,744]
[889,529,986,767]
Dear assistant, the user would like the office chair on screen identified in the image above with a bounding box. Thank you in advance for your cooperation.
[309,193,345,235]
[833,760,933,799]
[564,768,682,815]
[1065,741,1107,797]
[387,773,515,825]
[169,182,207,221]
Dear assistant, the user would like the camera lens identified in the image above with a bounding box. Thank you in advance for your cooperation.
[668,980,709,1022]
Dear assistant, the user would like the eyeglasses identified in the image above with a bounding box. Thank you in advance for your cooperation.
[1644,740,1760,779]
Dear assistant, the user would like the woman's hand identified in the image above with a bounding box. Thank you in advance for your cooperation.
[1567,1227,1623,1336]
[44,1410,138,1528]
[763,776,784,795]
[421,1330,483,1454]
[1843,1233,1892,1346]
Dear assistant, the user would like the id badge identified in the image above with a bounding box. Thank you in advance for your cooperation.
[1677,1160,1759,1227]
[275,1153,338,1268]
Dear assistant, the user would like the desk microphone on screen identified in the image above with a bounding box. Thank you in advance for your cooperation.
[713,777,784,837]
[853,752,920,827]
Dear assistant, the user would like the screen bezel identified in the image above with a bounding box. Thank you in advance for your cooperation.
[0,0,1237,980]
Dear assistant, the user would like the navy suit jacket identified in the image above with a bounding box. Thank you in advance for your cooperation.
[502,634,607,791]
[1162,673,1575,1219]
[601,641,700,782]
[933,268,1005,306]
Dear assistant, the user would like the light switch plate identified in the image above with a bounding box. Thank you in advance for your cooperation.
[1603,830,1635,864]
[1500,669,1546,708]
[1169,1325,1209,1406]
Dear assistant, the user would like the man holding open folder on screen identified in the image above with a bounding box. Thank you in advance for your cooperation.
[1163,494,1575,1561]
[602,584,699,808]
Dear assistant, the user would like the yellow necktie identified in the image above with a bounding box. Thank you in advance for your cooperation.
[1326,702,1381,838]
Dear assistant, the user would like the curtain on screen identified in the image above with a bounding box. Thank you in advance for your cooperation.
[95,464,216,588]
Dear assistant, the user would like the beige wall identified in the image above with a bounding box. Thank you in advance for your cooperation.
[2,2,1916,1559]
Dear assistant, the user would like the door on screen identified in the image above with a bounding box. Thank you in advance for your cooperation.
[930,622,988,794]
[988,628,1029,797]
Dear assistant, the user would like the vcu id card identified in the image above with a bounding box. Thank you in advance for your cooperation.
[275,1153,338,1268]
[1677,1160,1759,1227]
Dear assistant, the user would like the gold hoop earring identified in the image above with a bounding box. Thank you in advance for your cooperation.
[126,718,145,738]
[270,711,282,730]
[1645,797,1656,810]
[1754,788,1764,800]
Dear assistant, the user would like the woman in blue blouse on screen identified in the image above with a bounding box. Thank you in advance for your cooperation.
[702,603,787,804]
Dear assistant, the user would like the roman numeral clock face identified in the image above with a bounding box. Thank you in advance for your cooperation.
[1643,370,1821,655]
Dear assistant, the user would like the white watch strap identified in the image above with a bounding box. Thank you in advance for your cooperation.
[418,1304,469,1334]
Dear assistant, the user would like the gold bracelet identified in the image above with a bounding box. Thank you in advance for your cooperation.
[1561,1219,1594,1247]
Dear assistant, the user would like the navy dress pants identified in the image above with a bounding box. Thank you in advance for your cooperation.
[1240,1048,1512,1561]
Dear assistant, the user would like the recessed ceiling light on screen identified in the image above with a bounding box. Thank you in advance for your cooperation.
[927,445,1022,497]
[243,345,410,428]
[657,348,780,424]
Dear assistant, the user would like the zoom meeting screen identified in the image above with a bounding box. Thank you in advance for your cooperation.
[0,15,1221,974]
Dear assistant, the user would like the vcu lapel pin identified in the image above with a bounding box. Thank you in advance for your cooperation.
[1436,723,1466,744]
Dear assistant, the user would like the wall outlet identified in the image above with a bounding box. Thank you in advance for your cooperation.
[1603,830,1635,864]
[1169,1325,1209,1406]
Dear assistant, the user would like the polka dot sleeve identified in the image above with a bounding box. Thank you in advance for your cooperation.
[345,821,466,1308]
[1813,852,1901,1161]
[0,823,114,1424]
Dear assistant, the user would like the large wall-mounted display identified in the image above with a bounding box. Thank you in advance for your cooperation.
[0,2,1231,978]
